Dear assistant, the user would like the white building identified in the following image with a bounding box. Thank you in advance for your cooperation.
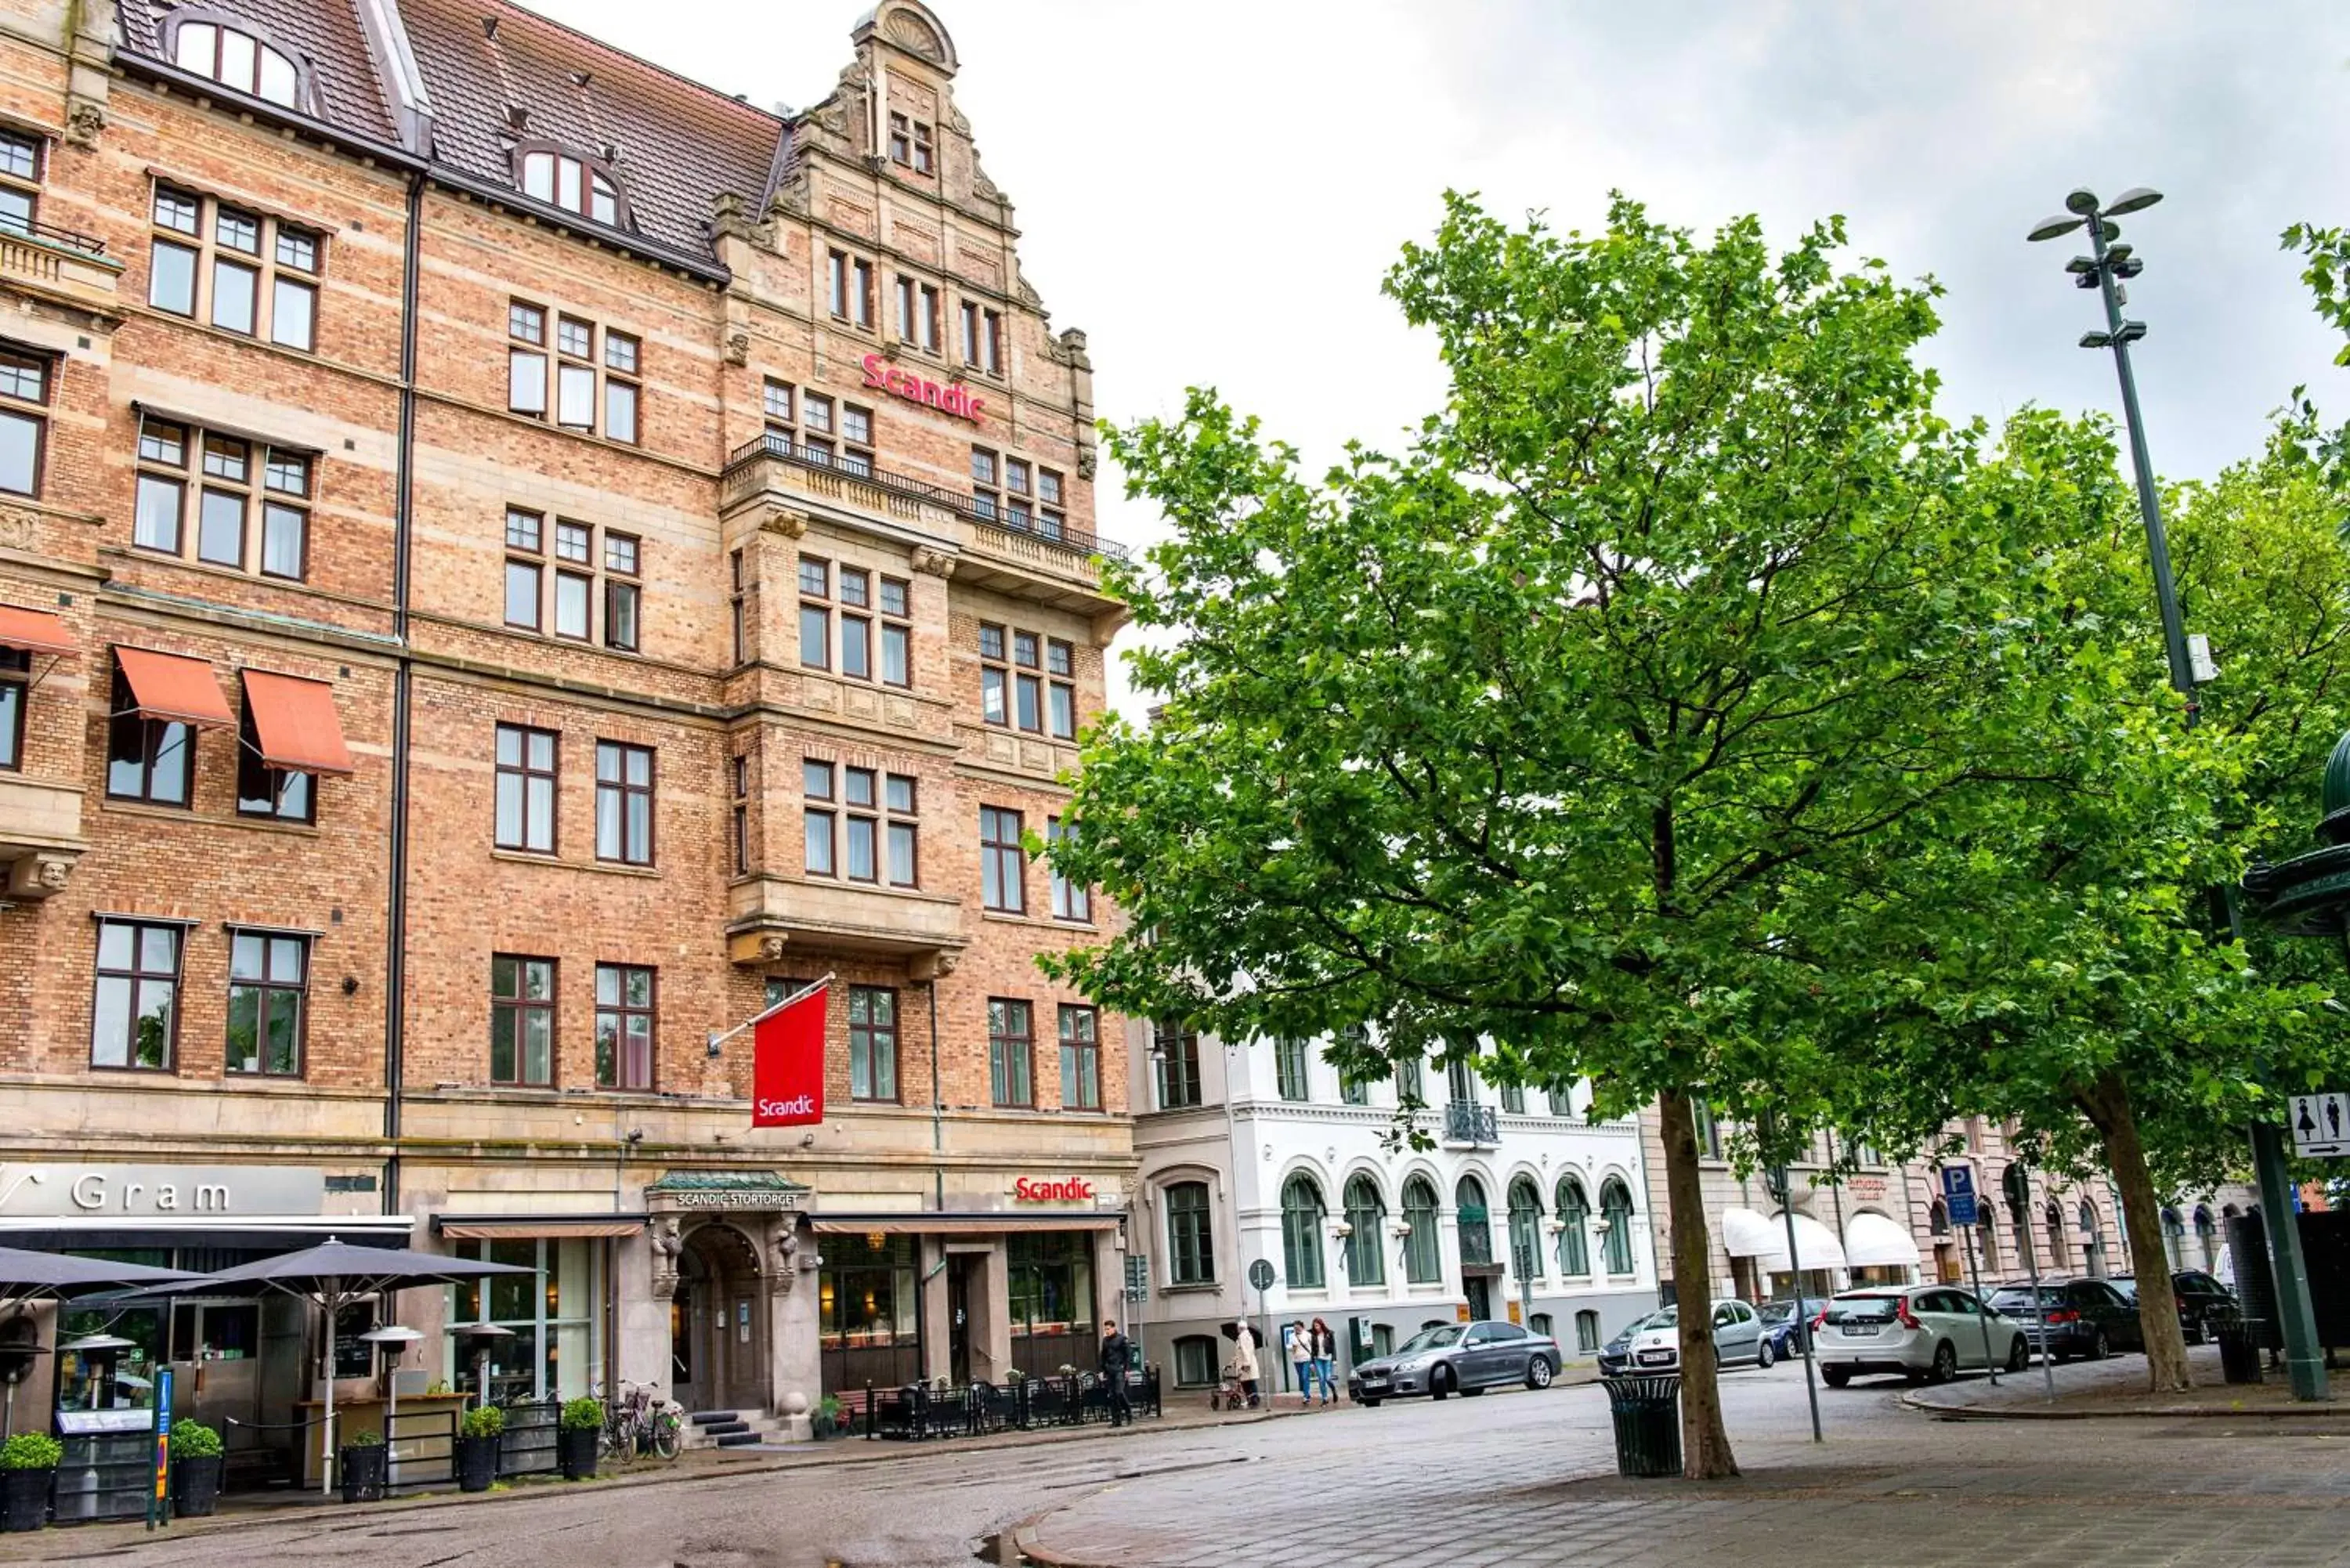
[1124,1021,1663,1396]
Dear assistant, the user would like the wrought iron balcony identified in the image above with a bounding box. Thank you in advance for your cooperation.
[1443,1100,1499,1147]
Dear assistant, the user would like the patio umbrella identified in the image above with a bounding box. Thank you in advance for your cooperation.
[0,1245,200,1309]
[125,1238,531,1495]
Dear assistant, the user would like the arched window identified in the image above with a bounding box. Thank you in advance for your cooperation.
[2001,1162,2030,1224]
[1929,1199,1950,1236]
[2077,1199,2099,1240]
[1343,1175,1386,1287]
[1978,1203,2001,1273]
[515,145,627,227]
[1455,1176,1491,1268]
[171,16,302,108]
[1554,1177,1590,1277]
[1574,1310,1601,1353]
[2160,1205,2185,1267]
[1506,1178,1543,1284]
[2193,1205,2217,1269]
[1599,1178,1635,1275]
[1401,1176,1441,1284]
[2044,1201,2069,1270]
[1172,1335,1218,1388]
[1164,1180,1213,1285]
[1280,1173,1325,1290]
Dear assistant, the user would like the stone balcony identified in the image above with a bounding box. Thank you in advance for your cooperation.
[720,433,1128,620]
[0,772,87,899]
[725,871,970,975]
[0,221,122,316]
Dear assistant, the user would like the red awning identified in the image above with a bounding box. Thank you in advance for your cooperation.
[114,646,233,729]
[0,605,73,656]
[240,670,355,776]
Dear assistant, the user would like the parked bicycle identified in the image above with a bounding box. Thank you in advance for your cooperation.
[597,1380,684,1461]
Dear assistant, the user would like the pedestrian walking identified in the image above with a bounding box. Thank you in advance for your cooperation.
[1285,1320,1314,1406]
[1227,1320,1261,1407]
[1310,1317,1339,1406]
[1099,1317,1134,1428]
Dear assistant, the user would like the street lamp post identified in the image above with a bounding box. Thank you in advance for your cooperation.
[2030,186,2327,1402]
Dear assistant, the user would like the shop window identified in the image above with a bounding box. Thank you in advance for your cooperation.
[1172,1335,1218,1388]
[1401,1176,1441,1284]
[92,919,181,1070]
[494,722,558,853]
[1574,1311,1601,1354]
[169,16,302,108]
[1153,1019,1201,1109]
[1343,1176,1386,1286]
[1007,1231,1094,1380]
[490,954,555,1086]
[1058,1004,1099,1111]
[850,985,898,1101]
[594,963,654,1090]
[818,1233,919,1396]
[988,996,1033,1107]
[225,930,306,1075]
[447,1237,601,1402]
[593,739,654,865]
[1165,1181,1213,1284]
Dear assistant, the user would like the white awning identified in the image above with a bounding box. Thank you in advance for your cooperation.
[1720,1208,1847,1271]
[1844,1212,1922,1270]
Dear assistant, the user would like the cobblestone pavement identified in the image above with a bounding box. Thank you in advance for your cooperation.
[9,1352,2349,1566]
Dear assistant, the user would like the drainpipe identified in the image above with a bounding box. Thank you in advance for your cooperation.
[381,168,423,1214]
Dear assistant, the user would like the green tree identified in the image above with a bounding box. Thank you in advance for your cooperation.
[1049,195,2104,1477]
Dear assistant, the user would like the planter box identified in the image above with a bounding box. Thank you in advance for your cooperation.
[454,1435,498,1494]
[555,1427,597,1481]
[0,1468,51,1533]
[338,1443,388,1504]
[172,1454,224,1518]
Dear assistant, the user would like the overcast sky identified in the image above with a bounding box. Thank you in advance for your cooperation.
[538,0,2350,710]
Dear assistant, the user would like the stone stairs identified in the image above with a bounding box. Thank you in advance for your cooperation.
[683,1408,796,1450]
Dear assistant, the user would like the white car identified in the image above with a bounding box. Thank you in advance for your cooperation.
[1596,1299,1772,1377]
[1816,1285,2029,1386]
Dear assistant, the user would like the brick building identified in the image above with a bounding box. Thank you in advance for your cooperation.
[0,0,1130,1467]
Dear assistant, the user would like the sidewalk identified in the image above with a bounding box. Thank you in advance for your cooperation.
[1906,1342,2350,1422]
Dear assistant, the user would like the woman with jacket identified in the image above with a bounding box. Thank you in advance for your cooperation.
[1309,1317,1339,1406]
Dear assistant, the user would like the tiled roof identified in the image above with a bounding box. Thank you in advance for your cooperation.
[398,0,788,263]
[118,0,400,143]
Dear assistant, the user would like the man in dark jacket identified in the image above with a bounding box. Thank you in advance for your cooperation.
[1100,1318,1134,1428]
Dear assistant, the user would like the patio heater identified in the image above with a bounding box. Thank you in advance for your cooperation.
[450,1323,515,1410]
[358,1325,425,1488]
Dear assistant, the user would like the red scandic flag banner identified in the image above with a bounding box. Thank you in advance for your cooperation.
[751,983,827,1128]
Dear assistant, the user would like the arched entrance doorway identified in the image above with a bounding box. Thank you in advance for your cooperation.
[670,1223,768,1414]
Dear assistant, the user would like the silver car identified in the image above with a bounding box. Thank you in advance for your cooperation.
[1347,1320,1561,1406]
[1596,1299,1772,1376]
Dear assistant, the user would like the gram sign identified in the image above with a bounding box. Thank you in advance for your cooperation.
[2290,1091,2350,1158]
[1940,1165,1979,1227]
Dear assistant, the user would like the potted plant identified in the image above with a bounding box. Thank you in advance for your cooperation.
[813,1393,844,1440]
[338,1429,387,1504]
[555,1396,602,1480]
[454,1404,503,1494]
[0,1433,59,1534]
[169,1419,225,1518]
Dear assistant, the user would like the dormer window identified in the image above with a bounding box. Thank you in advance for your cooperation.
[516,146,624,227]
[172,19,301,109]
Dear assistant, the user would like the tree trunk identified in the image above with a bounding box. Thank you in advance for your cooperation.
[1658,1086,1738,1479]
[2081,1069,2192,1393]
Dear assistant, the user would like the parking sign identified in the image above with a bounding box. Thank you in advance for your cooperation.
[1940,1165,1979,1226]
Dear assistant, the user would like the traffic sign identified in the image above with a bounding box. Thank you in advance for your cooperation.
[1940,1165,1979,1227]
[2290,1091,2350,1158]
[1248,1258,1275,1292]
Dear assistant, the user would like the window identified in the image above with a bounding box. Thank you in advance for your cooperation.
[980,805,1024,913]
[1047,816,1089,922]
[1153,1019,1201,1110]
[1343,1175,1386,1286]
[838,565,870,678]
[171,19,300,107]
[92,919,181,1070]
[594,741,653,865]
[1555,1177,1590,1276]
[1575,1311,1601,1354]
[490,956,555,1087]
[801,556,890,681]
[1508,1178,1544,1284]
[1395,1056,1424,1104]
[1165,1181,1214,1284]
[879,576,912,688]
[838,403,874,477]
[885,771,919,887]
[804,762,903,884]
[1173,1335,1218,1388]
[148,185,317,347]
[730,750,752,876]
[887,112,934,175]
[1058,1005,1099,1111]
[106,661,193,806]
[1500,1082,1527,1115]
[494,723,558,854]
[1401,1176,1441,1284]
[1600,1178,1636,1275]
[237,697,313,823]
[988,997,1033,1107]
[0,129,42,238]
[895,273,942,352]
[515,146,624,226]
[504,510,636,645]
[132,417,310,580]
[827,249,874,329]
[1455,1176,1491,1268]
[960,301,1002,374]
[971,451,1065,556]
[1046,639,1076,739]
[595,963,654,1089]
[1274,1037,1309,1101]
[977,619,1067,734]
[504,507,541,628]
[850,985,898,1101]
[0,347,48,497]
[1281,1175,1326,1290]
[797,555,830,670]
[223,930,306,1075]
[803,759,835,876]
[603,532,640,651]
[1446,1056,1476,1107]
[508,300,547,415]
[1036,467,1067,540]
[1694,1100,1723,1159]
[0,646,24,770]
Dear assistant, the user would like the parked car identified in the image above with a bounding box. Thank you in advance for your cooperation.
[1987,1279,2142,1361]
[1596,1299,1772,1378]
[2112,1270,2239,1342]
[1815,1286,2030,1386]
[1347,1320,1560,1407]
[1759,1296,1831,1360]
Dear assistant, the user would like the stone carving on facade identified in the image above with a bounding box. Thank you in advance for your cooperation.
[0,509,34,551]
[649,1217,683,1300]
[1046,327,1091,371]
[37,858,69,892]
[710,191,755,242]
[65,99,104,148]
[1076,446,1097,482]
[909,546,956,578]
[884,8,946,61]
[724,331,750,367]
[757,934,790,963]
[761,505,808,539]
[767,1221,801,1295]
[971,166,1003,204]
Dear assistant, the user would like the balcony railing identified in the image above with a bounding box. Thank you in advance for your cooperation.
[724,430,1127,564]
[0,217,106,256]
[1444,1101,1499,1147]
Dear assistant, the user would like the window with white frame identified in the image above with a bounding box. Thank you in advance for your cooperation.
[508,301,638,443]
[169,16,301,108]
[149,185,320,350]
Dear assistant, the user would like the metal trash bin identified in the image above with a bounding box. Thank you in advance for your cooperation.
[2217,1313,2264,1386]
[1599,1374,1683,1479]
